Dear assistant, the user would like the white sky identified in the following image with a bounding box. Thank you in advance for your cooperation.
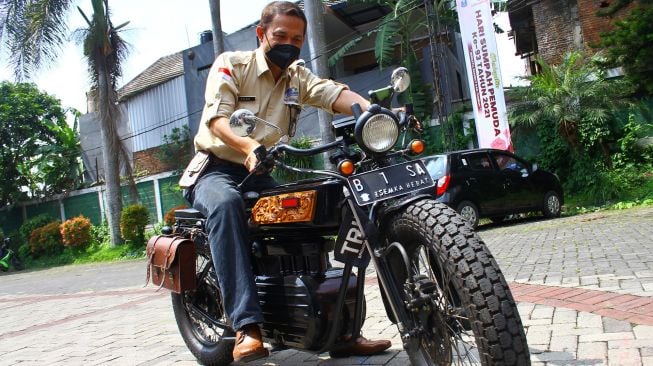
[0,1,525,113]
[0,0,272,112]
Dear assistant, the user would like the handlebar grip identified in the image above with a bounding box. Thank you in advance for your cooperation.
[397,110,408,127]
[351,103,363,119]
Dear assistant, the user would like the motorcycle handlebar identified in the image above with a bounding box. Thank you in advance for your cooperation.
[272,138,342,157]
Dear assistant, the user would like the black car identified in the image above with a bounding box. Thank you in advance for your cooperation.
[422,148,564,228]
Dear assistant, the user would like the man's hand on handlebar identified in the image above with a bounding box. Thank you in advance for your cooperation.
[244,145,274,174]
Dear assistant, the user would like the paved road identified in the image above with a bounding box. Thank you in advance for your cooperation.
[1,206,652,365]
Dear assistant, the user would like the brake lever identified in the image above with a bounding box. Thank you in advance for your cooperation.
[401,104,424,134]
[410,115,424,134]
[236,146,277,191]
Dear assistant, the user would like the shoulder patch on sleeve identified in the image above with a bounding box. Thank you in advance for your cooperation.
[217,68,232,82]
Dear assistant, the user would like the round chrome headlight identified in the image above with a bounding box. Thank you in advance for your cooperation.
[360,113,399,153]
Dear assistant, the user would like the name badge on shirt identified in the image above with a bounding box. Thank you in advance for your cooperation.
[284,87,300,106]
[239,96,256,102]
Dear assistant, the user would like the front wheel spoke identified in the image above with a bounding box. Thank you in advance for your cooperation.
[407,245,484,365]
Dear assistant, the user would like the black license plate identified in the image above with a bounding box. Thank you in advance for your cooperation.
[347,160,434,206]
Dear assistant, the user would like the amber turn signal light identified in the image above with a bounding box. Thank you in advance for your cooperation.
[409,139,425,155]
[338,160,355,176]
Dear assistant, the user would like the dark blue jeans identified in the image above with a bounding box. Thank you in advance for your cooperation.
[185,161,277,330]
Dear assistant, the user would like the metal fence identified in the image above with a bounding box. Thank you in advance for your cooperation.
[0,172,186,235]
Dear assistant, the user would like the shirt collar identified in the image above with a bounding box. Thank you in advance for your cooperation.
[255,48,269,77]
[255,47,290,80]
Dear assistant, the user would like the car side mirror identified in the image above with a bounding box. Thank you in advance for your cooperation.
[532,163,538,172]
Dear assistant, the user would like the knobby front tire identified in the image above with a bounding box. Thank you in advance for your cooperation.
[384,199,530,365]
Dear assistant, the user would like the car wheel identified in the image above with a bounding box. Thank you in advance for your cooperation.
[456,200,479,228]
[542,191,561,218]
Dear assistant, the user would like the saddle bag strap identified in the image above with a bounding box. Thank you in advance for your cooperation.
[144,236,163,288]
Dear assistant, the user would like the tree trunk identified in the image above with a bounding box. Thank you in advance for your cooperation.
[97,62,123,247]
[208,0,224,57]
[304,0,335,170]
[600,139,613,168]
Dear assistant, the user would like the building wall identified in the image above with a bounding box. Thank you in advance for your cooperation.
[576,0,636,47]
[79,106,132,183]
[531,0,582,64]
[123,75,189,152]
[133,146,178,176]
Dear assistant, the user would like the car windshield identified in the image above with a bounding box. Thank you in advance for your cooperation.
[425,155,447,179]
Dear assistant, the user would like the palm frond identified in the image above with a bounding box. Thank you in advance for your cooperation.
[6,0,72,80]
[0,0,27,41]
[328,30,376,67]
[374,13,399,68]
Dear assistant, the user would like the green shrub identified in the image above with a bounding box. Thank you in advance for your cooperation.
[273,137,317,183]
[17,243,30,259]
[60,215,92,248]
[19,214,53,246]
[145,221,166,239]
[120,204,149,246]
[28,220,63,257]
[90,221,111,247]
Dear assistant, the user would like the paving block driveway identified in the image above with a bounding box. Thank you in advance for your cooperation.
[1,206,652,365]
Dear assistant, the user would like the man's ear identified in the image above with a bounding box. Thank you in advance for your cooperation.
[255,26,264,43]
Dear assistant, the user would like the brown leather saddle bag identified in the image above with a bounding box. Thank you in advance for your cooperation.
[145,235,196,293]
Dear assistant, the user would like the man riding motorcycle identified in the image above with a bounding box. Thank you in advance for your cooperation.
[185,1,391,362]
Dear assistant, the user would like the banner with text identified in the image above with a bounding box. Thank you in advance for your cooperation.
[456,0,512,151]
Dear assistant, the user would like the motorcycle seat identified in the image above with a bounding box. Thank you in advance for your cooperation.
[174,208,205,219]
[174,191,260,219]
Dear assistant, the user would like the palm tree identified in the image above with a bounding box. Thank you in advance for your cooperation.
[1,0,130,246]
[76,0,131,246]
[508,51,631,166]
[328,0,435,117]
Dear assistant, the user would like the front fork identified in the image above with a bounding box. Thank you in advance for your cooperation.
[343,189,426,360]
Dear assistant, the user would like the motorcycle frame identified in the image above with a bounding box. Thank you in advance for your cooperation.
[300,183,426,354]
[213,102,428,354]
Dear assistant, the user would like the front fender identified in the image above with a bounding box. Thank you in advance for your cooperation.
[377,194,433,228]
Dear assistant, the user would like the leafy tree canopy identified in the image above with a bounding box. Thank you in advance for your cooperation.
[599,4,653,95]
[0,81,81,206]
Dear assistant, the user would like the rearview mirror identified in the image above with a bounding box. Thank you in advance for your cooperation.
[229,109,283,138]
[391,67,410,93]
[229,109,258,137]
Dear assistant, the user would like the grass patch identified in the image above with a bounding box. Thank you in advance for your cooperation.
[563,174,653,216]
[20,242,146,271]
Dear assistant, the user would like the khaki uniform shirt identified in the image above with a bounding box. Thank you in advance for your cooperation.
[194,48,348,164]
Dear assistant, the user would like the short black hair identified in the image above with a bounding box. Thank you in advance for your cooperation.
[260,1,307,34]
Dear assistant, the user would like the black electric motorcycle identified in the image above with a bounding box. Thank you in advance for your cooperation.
[166,68,529,365]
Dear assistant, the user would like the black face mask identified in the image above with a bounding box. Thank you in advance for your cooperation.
[266,43,301,70]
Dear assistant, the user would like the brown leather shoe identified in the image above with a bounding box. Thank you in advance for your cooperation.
[232,324,269,363]
[329,336,392,358]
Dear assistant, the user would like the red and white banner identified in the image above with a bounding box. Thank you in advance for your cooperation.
[456,0,513,151]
